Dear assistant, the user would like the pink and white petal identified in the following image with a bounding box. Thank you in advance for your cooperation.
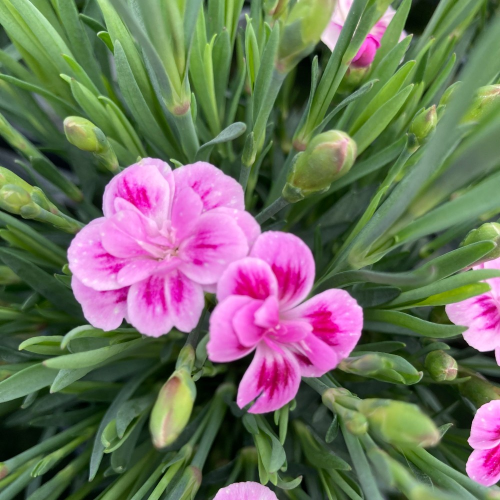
[127,275,173,337]
[214,482,278,500]
[72,277,128,331]
[352,35,380,68]
[211,207,261,247]
[469,401,500,450]
[321,22,342,51]
[102,162,171,222]
[170,185,203,241]
[446,294,500,352]
[285,289,363,360]
[178,212,249,285]
[217,257,278,302]
[254,296,280,329]
[272,320,311,344]
[250,232,315,310]
[237,342,301,414]
[466,445,500,487]
[290,333,339,377]
[116,258,160,287]
[68,220,126,291]
[207,296,257,362]
[233,300,267,348]
[164,271,204,333]
[173,161,244,211]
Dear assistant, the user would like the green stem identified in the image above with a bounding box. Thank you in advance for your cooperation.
[174,110,200,162]
[255,196,289,224]
[239,164,251,191]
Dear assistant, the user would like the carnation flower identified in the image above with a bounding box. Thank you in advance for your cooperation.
[68,159,259,336]
[466,400,500,486]
[207,231,363,413]
[214,481,278,500]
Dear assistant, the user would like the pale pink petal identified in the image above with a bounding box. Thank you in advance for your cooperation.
[72,277,127,331]
[237,342,301,413]
[207,296,256,362]
[116,258,161,287]
[170,185,203,241]
[285,289,363,360]
[68,220,126,291]
[466,445,500,487]
[446,294,500,352]
[250,232,315,310]
[127,275,173,337]
[217,258,278,302]
[210,207,261,247]
[254,296,280,329]
[289,333,339,377]
[178,212,249,285]
[321,22,342,51]
[214,482,277,500]
[173,161,244,212]
[164,271,204,333]
[102,161,171,222]
[271,320,311,344]
[469,401,500,450]
[233,300,267,348]
[352,35,380,68]
[496,347,500,366]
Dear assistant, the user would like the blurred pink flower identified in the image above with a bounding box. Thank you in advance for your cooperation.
[321,0,404,67]
[68,159,259,337]
[214,482,277,500]
[446,258,500,364]
[466,400,500,486]
[207,232,363,413]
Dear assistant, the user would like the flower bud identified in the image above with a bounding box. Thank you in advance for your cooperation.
[425,350,458,382]
[283,131,357,202]
[461,222,500,262]
[343,409,369,436]
[0,167,34,194]
[149,367,196,449]
[277,0,336,73]
[64,116,119,172]
[358,399,440,448]
[462,85,500,123]
[409,106,437,149]
[265,0,289,19]
[0,184,35,215]
[439,82,462,107]
[170,466,202,500]
[459,370,500,408]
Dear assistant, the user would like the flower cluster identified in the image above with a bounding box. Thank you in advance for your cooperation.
[68,160,363,413]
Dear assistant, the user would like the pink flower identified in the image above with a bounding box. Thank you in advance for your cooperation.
[207,232,363,414]
[321,0,404,68]
[68,159,259,337]
[446,258,500,364]
[214,482,277,500]
[466,400,500,486]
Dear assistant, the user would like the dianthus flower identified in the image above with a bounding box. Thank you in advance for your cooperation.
[214,482,277,500]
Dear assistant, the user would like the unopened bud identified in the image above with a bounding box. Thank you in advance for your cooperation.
[339,352,423,385]
[283,131,357,202]
[0,184,35,215]
[425,350,458,382]
[170,466,202,500]
[265,0,289,19]
[64,117,119,172]
[0,167,34,194]
[343,409,369,436]
[463,85,500,123]
[150,367,196,449]
[277,0,335,73]
[358,399,440,448]
[461,222,500,263]
[409,106,437,150]
[439,82,462,107]
[459,370,500,408]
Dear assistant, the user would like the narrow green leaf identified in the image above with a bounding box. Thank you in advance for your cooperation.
[0,363,57,403]
[195,122,246,161]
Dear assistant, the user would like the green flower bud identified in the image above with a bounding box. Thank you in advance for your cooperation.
[170,466,202,500]
[149,367,196,449]
[277,0,336,73]
[461,222,500,262]
[343,409,369,436]
[64,116,119,172]
[462,85,500,123]
[0,184,35,215]
[0,168,34,195]
[283,131,357,202]
[358,399,440,448]
[425,350,458,382]
[459,370,500,408]
[439,82,462,107]
[0,113,41,160]
[339,352,423,385]
[265,0,289,19]
[409,106,437,149]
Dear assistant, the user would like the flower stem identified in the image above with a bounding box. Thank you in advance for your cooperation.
[255,196,289,224]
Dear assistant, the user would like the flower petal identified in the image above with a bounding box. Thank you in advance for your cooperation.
[173,161,245,211]
[127,275,173,337]
[233,300,267,348]
[164,271,204,333]
[102,160,171,222]
[178,212,249,285]
[352,35,380,68]
[446,292,500,352]
[68,220,126,291]
[207,296,256,362]
[254,296,280,329]
[250,232,315,309]
[72,277,128,331]
[170,185,203,241]
[285,289,363,360]
[467,445,500,487]
[214,482,278,500]
[289,333,339,377]
[210,207,261,247]
[116,258,161,287]
[469,400,500,450]
[237,342,301,413]
[217,257,278,302]
[321,22,342,51]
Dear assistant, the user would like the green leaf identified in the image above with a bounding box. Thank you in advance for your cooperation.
[18,336,64,356]
[195,122,246,161]
[0,363,57,403]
